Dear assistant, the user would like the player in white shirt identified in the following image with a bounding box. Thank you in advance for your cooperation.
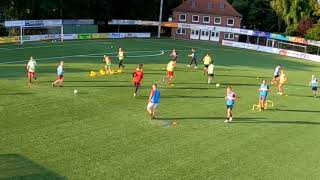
[207,62,214,84]
[271,64,281,85]
[26,56,37,85]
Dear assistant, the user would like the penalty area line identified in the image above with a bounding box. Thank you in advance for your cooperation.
[0,41,112,51]
[0,49,176,65]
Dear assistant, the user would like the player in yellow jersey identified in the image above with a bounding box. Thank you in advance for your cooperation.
[278,70,287,95]
[118,48,125,70]
[163,59,176,85]
[203,53,212,75]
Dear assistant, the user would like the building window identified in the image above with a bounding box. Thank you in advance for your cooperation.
[212,31,220,38]
[227,18,235,26]
[192,15,199,23]
[220,2,225,9]
[176,28,187,35]
[214,17,221,25]
[203,16,210,24]
[192,0,197,8]
[224,33,234,40]
[179,14,186,22]
[208,2,213,9]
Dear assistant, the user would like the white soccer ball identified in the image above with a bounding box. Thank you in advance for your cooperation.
[216,84,220,88]
[74,89,78,94]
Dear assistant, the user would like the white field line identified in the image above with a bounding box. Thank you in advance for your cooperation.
[0,49,190,65]
[0,41,111,51]
[133,39,212,51]
[86,51,165,58]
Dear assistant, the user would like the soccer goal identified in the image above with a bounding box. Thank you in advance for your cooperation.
[266,39,307,53]
[20,25,64,44]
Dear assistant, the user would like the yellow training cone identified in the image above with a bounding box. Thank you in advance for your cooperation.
[99,69,106,76]
[90,71,97,78]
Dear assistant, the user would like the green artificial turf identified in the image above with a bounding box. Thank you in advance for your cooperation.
[0,39,320,180]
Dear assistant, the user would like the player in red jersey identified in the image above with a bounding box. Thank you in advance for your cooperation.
[133,64,144,97]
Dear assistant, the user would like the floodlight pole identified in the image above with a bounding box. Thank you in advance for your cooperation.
[20,26,23,45]
[158,0,164,38]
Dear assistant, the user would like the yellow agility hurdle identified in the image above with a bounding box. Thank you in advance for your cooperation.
[265,100,274,109]
[252,100,274,111]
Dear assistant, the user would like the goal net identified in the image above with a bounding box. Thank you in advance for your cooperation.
[20,25,64,44]
[266,39,307,53]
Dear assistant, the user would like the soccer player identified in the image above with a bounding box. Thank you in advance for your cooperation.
[225,86,236,123]
[163,59,176,85]
[118,48,125,70]
[271,64,281,85]
[187,48,198,69]
[26,56,37,85]
[203,53,212,75]
[133,64,144,97]
[147,84,160,119]
[52,61,64,87]
[170,48,178,61]
[103,55,112,73]
[258,80,269,111]
[278,69,287,95]
[207,62,214,84]
[309,75,318,97]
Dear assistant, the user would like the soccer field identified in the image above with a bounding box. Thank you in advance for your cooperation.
[1,39,320,180]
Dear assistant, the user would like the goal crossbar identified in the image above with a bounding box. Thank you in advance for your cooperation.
[20,25,64,44]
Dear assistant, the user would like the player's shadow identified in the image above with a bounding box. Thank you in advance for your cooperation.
[287,84,308,88]
[289,94,316,98]
[41,80,130,83]
[221,83,258,87]
[143,72,163,75]
[217,68,251,72]
[161,87,213,90]
[163,95,224,99]
[232,119,320,125]
[140,95,224,99]
[156,117,266,121]
[177,82,215,85]
[0,154,67,180]
[0,92,35,96]
[269,108,320,113]
[216,74,269,79]
[64,85,133,88]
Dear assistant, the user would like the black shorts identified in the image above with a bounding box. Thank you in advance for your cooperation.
[204,65,209,68]
[312,87,318,91]
[226,105,233,110]
[208,73,214,77]
[274,75,280,78]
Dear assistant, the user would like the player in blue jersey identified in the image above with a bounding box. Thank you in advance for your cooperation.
[52,61,64,87]
[187,48,198,69]
[147,84,161,119]
[309,75,318,98]
[258,80,269,111]
[225,86,237,123]
[271,64,281,85]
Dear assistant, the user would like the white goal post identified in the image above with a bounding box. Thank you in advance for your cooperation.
[267,39,307,53]
[19,25,64,45]
[5,20,64,44]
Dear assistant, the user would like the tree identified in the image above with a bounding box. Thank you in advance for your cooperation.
[298,17,316,36]
[270,0,287,31]
[270,0,319,35]
[305,22,320,40]
[230,0,278,32]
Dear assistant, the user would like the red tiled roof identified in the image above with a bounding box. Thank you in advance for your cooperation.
[173,0,242,17]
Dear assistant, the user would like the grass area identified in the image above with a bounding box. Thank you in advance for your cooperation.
[1,39,320,180]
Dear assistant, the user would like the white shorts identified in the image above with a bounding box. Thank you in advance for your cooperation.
[147,103,159,110]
